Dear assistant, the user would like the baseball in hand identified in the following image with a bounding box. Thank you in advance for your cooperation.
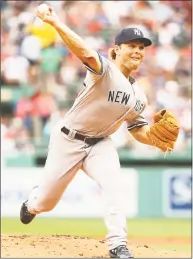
[36,4,50,19]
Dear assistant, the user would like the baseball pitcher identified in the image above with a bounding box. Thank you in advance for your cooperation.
[20,4,180,258]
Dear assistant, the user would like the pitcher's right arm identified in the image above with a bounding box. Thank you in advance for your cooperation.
[36,5,102,74]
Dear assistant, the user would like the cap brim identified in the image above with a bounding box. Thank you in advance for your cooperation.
[129,37,152,47]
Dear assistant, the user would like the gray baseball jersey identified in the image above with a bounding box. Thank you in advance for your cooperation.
[63,55,148,137]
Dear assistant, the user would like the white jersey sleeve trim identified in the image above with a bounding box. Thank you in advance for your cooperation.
[127,122,148,131]
[83,53,103,75]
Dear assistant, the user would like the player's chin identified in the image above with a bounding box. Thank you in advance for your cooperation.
[129,62,140,71]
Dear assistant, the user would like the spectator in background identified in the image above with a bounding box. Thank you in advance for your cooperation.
[30,88,57,138]
[14,90,34,134]
[1,116,34,153]
[1,45,30,86]
[5,2,30,46]
[43,102,68,141]
[59,56,82,102]
[39,41,65,92]
[26,16,58,49]
[20,33,42,84]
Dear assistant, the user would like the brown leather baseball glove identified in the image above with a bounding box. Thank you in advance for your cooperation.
[147,109,180,152]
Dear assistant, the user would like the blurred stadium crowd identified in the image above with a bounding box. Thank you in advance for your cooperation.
[1,1,191,155]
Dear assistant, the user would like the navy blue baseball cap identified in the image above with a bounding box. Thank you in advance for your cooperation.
[115,27,152,47]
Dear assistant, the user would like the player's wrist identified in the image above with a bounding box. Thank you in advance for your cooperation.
[52,19,63,30]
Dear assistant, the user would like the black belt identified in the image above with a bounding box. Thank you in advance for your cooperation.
[61,126,103,146]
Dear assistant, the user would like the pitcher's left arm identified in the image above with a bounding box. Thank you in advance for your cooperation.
[129,124,153,146]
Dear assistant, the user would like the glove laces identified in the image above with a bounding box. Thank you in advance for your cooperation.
[164,147,173,159]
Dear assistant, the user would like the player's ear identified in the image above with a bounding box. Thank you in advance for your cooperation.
[114,45,121,57]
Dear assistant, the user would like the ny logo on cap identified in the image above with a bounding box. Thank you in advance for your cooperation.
[134,29,141,36]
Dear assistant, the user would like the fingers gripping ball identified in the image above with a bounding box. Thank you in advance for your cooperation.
[36,4,50,20]
[147,109,180,152]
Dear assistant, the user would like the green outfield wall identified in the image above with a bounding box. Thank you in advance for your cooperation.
[136,167,191,218]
